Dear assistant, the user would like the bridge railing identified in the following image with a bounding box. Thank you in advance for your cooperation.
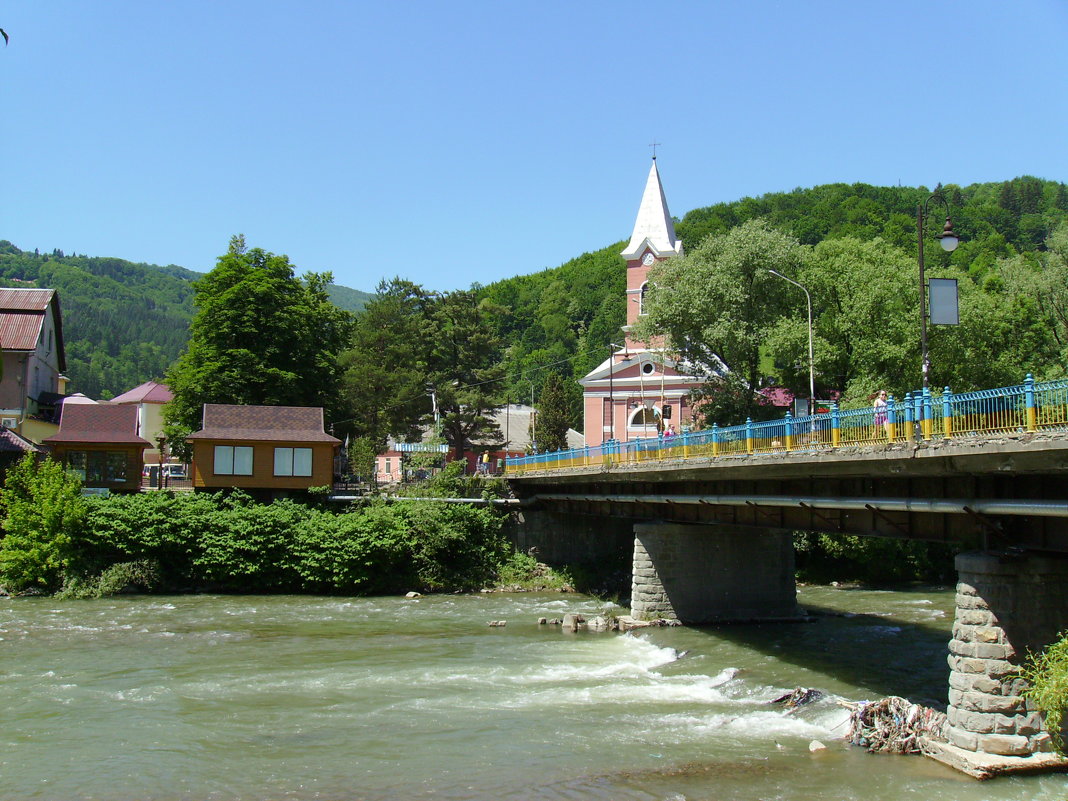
[505,374,1068,475]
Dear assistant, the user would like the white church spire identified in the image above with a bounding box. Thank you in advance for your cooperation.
[620,158,683,261]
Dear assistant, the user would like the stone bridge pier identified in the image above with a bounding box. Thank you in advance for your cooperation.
[629,527,1068,775]
[934,550,1068,773]
[630,522,802,622]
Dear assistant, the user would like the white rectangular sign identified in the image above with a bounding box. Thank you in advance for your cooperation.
[929,278,959,325]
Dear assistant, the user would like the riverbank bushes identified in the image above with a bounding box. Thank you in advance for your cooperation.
[0,455,514,596]
[793,531,960,584]
[70,490,510,595]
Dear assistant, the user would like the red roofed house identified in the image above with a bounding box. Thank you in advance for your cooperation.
[0,288,67,443]
[186,404,340,495]
[43,404,152,493]
[110,380,174,466]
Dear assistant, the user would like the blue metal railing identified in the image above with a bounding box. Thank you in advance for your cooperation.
[506,374,1068,475]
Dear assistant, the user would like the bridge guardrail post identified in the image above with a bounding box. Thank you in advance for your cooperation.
[682,430,690,459]
[745,418,754,455]
[1025,373,1037,432]
[831,403,840,448]
[943,386,953,440]
[784,412,793,452]
[887,395,897,442]
[712,424,720,457]
[922,387,933,441]
[903,392,915,442]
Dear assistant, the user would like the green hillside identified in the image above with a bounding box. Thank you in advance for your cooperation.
[0,242,370,398]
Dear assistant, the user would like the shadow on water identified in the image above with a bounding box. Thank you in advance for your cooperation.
[684,585,955,707]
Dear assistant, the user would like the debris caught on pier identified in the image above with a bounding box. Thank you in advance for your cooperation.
[840,696,946,754]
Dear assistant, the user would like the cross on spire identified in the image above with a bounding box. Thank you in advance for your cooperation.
[649,140,661,159]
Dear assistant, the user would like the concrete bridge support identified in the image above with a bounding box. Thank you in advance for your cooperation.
[631,523,802,623]
[943,550,1068,763]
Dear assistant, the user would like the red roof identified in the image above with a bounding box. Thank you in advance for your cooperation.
[43,404,152,446]
[186,404,340,444]
[0,427,44,455]
[0,288,55,313]
[0,289,66,370]
[111,380,174,404]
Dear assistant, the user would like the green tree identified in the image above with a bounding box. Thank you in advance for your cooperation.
[337,278,434,446]
[788,236,916,402]
[0,456,86,593]
[1001,222,1068,375]
[163,235,353,458]
[532,372,571,452]
[346,436,378,484]
[425,290,508,466]
[638,219,803,421]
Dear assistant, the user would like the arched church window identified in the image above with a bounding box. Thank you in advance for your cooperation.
[639,282,649,315]
[629,405,661,427]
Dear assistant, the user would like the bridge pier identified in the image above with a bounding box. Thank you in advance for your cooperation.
[631,523,802,623]
[940,550,1068,766]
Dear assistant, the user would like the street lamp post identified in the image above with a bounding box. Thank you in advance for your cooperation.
[767,269,815,414]
[917,192,960,391]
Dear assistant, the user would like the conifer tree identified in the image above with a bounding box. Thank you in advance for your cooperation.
[532,372,570,453]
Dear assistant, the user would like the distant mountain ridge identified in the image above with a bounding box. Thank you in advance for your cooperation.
[0,240,372,398]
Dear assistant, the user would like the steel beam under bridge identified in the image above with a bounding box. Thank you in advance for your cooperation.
[508,433,1068,553]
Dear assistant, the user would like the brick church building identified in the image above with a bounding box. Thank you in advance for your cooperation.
[579,159,709,446]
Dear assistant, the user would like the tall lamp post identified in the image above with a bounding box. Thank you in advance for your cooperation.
[917,193,960,390]
[767,269,815,413]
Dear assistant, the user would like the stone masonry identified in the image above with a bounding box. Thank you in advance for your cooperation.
[631,522,801,623]
[944,551,1068,756]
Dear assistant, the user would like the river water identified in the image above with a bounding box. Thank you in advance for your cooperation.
[1,587,1062,800]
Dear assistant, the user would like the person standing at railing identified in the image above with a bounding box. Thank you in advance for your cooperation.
[872,390,889,438]
[663,424,676,438]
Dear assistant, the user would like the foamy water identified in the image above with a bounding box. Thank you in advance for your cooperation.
[0,589,1061,800]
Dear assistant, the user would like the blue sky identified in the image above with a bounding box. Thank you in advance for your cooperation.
[4,1,1067,293]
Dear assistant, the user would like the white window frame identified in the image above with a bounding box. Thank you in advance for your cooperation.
[214,445,254,476]
[274,446,313,477]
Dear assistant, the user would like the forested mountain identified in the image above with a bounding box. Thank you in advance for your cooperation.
[479,176,1068,427]
[0,242,370,398]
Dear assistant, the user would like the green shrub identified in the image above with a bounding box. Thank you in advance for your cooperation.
[293,502,415,593]
[57,559,162,599]
[496,548,574,591]
[0,456,86,593]
[1022,631,1068,755]
[12,485,514,597]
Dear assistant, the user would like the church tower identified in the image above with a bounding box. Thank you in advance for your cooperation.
[620,158,684,350]
[579,159,703,447]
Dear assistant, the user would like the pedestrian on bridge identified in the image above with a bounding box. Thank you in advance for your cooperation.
[872,390,889,438]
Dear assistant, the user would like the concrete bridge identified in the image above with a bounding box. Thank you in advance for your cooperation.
[507,431,1068,774]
